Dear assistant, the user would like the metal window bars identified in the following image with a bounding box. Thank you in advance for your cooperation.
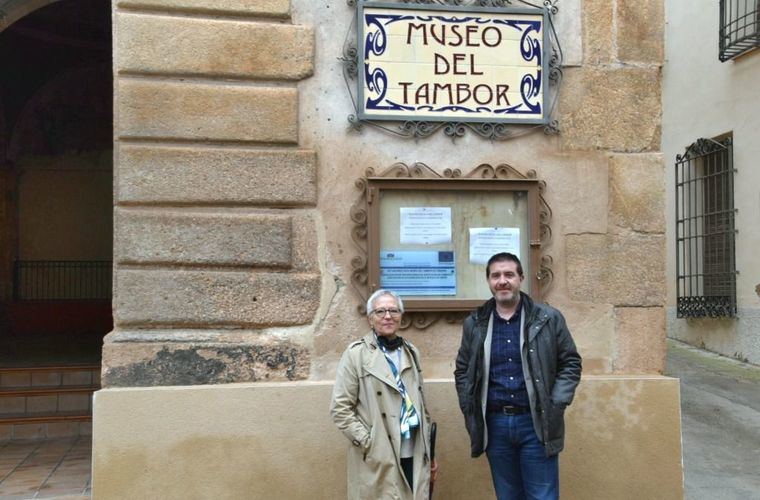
[675,137,737,318]
[12,261,113,301]
[720,0,760,61]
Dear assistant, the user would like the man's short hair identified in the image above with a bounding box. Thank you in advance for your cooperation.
[486,252,524,278]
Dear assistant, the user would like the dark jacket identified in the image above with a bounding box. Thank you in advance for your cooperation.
[454,293,582,457]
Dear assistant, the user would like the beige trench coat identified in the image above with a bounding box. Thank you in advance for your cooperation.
[331,332,432,500]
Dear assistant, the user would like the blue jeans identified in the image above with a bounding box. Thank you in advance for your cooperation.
[485,412,559,500]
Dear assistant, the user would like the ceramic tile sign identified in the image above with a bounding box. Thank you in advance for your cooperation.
[358,2,547,124]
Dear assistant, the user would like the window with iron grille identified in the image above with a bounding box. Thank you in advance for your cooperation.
[675,137,737,318]
[720,0,760,61]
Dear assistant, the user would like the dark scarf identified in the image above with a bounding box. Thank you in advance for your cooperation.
[375,332,404,351]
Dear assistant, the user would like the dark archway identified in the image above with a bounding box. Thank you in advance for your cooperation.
[0,0,112,367]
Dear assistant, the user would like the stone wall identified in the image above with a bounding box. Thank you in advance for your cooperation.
[107,0,321,386]
[100,0,682,495]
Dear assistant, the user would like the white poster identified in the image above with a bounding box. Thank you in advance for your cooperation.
[469,227,520,264]
[400,207,452,245]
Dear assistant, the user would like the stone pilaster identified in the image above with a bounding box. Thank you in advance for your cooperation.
[107,0,318,386]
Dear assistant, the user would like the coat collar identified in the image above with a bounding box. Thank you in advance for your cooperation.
[475,293,545,341]
[361,332,406,391]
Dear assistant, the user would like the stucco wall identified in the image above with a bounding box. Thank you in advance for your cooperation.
[663,1,760,364]
[92,377,683,500]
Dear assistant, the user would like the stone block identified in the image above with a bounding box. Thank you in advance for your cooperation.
[115,0,290,17]
[102,339,310,387]
[613,306,666,373]
[291,214,320,273]
[617,0,664,64]
[0,397,26,415]
[58,394,92,412]
[62,371,94,386]
[114,269,320,327]
[46,422,82,438]
[116,80,298,143]
[609,154,665,233]
[0,372,30,387]
[31,372,61,387]
[550,300,614,374]
[26,395,57,413]
[565,233,665,306]
[559,67,661,152]
[115,209,292,267]
[582,0,613,64]
[12,423,45,440]
[116,14,313,80]
[116,146,317,206]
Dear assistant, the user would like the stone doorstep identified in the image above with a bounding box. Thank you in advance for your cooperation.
[0,420,91,441]
[0,366,100,389]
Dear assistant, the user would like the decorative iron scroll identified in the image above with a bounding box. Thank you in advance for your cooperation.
[350,162,553,329]
[342,0,564,140]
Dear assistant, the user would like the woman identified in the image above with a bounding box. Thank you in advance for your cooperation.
[331,289,438,499]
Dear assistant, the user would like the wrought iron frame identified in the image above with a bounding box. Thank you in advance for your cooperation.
[719,0,760,61]
[675,137,737,318]
[350,162,553,329]
[341,0,564,140]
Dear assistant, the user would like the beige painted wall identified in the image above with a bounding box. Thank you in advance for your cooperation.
[92,377,683,500]
[663,1,760,364]
[17,152,113,260]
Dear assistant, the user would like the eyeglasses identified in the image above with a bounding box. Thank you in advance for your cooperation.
[371,308,402,319]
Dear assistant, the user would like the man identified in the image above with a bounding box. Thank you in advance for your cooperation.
[454,252,582,500]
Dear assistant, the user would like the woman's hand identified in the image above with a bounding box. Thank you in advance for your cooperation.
[430,458,439,484]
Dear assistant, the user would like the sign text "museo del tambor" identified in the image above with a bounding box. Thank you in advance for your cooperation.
[358,3,548,124]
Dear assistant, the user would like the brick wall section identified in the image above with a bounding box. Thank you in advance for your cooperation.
[108,0,318,386]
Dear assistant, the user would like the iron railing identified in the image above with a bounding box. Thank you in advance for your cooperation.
[675,137,737,318]
[13,261,112,300]
[720,0,760,61]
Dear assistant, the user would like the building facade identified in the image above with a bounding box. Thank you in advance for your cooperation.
[664,0,760,365]
[2,0,685,497]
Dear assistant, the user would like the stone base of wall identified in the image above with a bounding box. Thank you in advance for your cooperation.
[92,377,683,499]
[667,306,760,366]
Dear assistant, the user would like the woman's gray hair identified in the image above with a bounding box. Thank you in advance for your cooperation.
[366,289,404,317]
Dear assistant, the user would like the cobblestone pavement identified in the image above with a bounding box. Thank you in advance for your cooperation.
[666,339,760,500]
[0,436,90,499]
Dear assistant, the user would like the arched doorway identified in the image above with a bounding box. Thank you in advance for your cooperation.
[0,0,111,440]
